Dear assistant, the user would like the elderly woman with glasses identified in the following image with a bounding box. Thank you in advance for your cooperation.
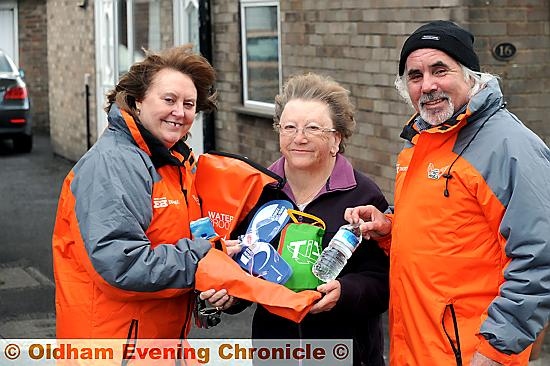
[228,73,390,366]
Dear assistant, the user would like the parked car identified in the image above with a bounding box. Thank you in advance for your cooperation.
[0,49,32,153]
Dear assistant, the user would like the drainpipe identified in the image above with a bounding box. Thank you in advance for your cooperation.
[199,0,215,152]
[85,73,91,150]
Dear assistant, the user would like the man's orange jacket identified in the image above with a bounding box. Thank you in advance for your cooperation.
[385,79,550,365]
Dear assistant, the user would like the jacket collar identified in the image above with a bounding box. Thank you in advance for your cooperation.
[107,104,193,168]
[269,154,357,202]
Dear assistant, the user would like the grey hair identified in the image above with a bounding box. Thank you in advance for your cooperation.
[394,64,499,107]
[273,72,355,153]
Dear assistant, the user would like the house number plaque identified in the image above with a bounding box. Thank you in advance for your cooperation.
[493,43,516,61]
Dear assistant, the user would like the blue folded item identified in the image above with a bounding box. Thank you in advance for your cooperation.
[190,217,218,240]
[236,241,293,284]
[234,200,294,284]
[246,200,294,242]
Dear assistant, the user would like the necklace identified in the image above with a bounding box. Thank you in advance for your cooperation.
[294,178,328,206]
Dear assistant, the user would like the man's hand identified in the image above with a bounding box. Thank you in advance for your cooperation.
[470,352,502,366]
[344,205,391,240]
[309,280,341,314]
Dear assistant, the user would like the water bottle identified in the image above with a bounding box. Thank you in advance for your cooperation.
[312,223,362,282]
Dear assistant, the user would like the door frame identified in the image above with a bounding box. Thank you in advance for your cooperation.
[94,0,207,155]
[94,0,116,137]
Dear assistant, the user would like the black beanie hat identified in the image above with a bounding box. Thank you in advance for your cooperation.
[398,20,480,75]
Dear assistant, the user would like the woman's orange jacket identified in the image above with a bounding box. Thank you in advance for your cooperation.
[52,106,208,339]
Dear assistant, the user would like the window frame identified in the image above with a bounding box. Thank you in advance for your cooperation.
[239,0,281,111]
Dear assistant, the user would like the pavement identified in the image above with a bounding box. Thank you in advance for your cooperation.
[0,133,549,365]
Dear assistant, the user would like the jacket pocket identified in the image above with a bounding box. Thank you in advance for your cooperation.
[442,304,463,366]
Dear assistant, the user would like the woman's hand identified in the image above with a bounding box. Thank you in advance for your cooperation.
[344,205,391,240]
[199,288,236,311]
[309,280,341,314]
[222,239,242,257]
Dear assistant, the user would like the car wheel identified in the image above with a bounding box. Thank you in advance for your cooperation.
[13,134,33,153]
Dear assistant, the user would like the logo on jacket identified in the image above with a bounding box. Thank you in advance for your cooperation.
[191,194,200,205]
[427,163,449,180]
[207,211,234,231]
[396,164,408,173]
[153,197,180,208]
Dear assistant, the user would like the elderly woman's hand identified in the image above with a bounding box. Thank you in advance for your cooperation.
[309,280,341,314]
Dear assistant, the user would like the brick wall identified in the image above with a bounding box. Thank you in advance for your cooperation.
[211,1,550,200]
[18,0,49,133]
[47,0,95,161]
[36,1,549,188]
[211,2,254,156]
[468,1,550,146]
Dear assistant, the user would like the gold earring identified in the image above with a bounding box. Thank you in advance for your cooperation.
[136,108,141,116]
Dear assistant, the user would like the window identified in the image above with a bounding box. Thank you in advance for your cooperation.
[240,0,281,110]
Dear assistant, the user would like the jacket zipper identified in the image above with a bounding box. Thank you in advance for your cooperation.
[175,298,195,366]
[121,319,138,366]
[442,304,463,366]
[177,166,188,205]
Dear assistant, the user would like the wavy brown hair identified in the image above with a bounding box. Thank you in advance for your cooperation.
[273,73,355,153]
[105,44,217,121]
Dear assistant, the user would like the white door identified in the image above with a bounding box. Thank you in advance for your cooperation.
[94,0,204,154]
[0,1,18,64]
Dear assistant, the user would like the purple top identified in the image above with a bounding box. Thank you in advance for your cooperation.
[268,153,357,205]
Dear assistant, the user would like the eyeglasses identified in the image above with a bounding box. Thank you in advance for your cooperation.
[276,123,337,137]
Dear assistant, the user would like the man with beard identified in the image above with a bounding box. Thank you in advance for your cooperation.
[345,20,550,366]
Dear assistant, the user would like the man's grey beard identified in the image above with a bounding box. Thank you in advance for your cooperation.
[418,92,455,126]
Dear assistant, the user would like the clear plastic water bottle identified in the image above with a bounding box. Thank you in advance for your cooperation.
[312,223,362,282]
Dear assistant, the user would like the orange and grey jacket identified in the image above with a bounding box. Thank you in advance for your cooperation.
[52,105,210,338]
[387,79,550,365]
